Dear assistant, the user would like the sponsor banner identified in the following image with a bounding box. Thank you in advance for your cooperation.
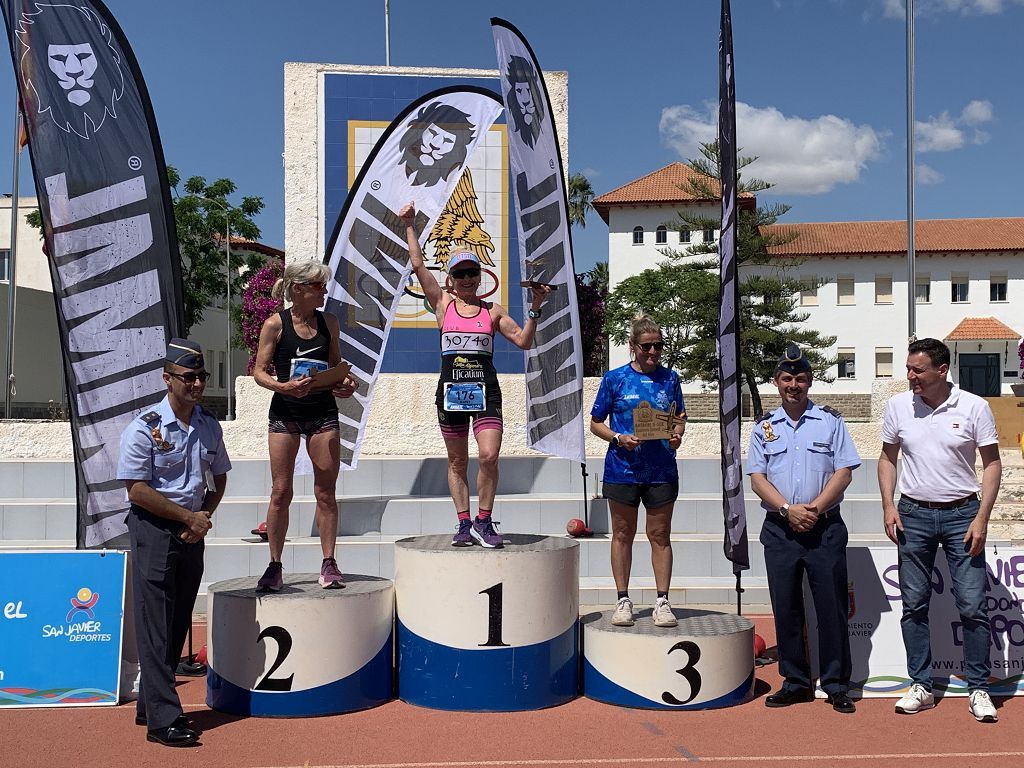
[0,0,184,548]
[0,550,126,707]
[717,0,748,572]
[806,546,1024,697]
[491,18,585,463]
[323,87,502,468]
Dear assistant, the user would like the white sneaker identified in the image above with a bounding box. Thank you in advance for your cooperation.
[969,690,998,723]
[611,597,634,626]
[652,597,678,627]
[895,683,935,714]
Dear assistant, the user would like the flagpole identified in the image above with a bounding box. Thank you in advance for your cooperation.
[384,0,391,66]
[4,105,21,419]
[906,0,916,342]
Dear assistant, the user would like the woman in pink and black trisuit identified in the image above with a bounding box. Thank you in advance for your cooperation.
[400,202,550,549]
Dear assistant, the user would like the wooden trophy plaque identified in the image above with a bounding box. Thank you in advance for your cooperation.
[631,401,686,441]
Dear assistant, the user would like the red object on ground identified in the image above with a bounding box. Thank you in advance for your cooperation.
[251,521,268,540]
[196,644,208,666]
[753,632,767,658]
[566,518,594,537]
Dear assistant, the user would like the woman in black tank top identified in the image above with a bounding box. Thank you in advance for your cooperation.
[252,261,357,593]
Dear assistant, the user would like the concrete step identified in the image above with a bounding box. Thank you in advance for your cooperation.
[0,491,894,543]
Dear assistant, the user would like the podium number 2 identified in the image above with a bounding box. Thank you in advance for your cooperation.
[479,582,510,647]
[661,640,702,705]
[256,625,295,691]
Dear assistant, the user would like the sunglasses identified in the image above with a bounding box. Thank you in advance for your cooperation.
[450,268,480,279]
[298,281,326,289]
[637,341,665,352]
[168,371,211,384]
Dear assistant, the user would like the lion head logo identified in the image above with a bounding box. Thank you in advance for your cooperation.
[397,101,475,188]
[504,55,544,150]
[15,3,126,140]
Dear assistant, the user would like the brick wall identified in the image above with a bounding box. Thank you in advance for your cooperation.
[682,392,872,421]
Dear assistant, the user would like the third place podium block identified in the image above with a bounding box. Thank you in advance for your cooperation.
[206,574,394,717]
[395,533,579,711]
[582,608,754,709]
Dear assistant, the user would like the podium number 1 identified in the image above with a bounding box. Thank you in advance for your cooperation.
[479,582,510,647]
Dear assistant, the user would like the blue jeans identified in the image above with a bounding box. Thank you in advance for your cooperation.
[897,496,990,692]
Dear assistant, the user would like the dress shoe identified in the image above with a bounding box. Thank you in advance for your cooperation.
[146,725,200,747]
[136,713,192,728]
[827,692,856,714]
[765,688,815,708]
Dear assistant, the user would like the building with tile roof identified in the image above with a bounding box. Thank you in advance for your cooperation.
[594,163,1024,396]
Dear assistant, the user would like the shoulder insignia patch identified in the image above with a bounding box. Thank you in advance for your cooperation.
[821,405,843,418]
[755,412,771,424]
[140,411,160,424]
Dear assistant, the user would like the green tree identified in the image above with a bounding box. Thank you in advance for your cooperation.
[567,172,594,229]
[169,167,266,338]
[606,141,834,418]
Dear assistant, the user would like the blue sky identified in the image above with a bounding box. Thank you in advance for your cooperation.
[0,0,1021,274]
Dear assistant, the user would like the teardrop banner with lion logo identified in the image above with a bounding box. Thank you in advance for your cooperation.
[492,18,584,463]
[0,0,184,549]
[322,86,503,469]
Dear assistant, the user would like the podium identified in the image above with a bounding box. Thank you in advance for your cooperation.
[206,574,393,717]
[582,608,754,709]
[395,534,578,711]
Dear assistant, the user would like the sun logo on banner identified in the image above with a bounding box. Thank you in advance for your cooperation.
[66,586,100,622]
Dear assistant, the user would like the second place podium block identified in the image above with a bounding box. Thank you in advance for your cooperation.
[206,574,394,717]
[395,533,579,711]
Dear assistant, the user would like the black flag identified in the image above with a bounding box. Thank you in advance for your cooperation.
[0,0,184,548]
[718,0,749,572]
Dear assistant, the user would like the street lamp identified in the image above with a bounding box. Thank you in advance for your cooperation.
[195,195,233,421]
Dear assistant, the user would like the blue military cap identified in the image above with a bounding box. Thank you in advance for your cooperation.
[776,342,811,375]
[165,338,204,369]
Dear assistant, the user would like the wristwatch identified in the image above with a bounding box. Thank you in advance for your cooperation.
[528,308,542,319]
[779,503,791,518]
[612,433,621,447]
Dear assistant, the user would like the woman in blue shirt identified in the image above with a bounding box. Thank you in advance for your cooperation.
[591,313,685,628]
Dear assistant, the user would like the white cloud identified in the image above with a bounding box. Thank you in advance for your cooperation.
[916,163,944,184]
[658,101,883,195]
[881,0,1019,16]
[579,167,600,178]
[960,99,993,125]
[915,100,993,152]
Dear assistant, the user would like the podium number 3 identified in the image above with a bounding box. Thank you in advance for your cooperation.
[479,582,510,647]
[256,625,295,691]
[661,640,702,705]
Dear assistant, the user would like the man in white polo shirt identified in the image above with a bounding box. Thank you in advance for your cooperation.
[878,338,1002,723]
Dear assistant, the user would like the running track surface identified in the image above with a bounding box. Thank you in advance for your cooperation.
[2,617,1021,768]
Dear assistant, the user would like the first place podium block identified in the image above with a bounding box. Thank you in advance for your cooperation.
[395,534,579,712]
[207,574,394,717]
[583,608,754,710]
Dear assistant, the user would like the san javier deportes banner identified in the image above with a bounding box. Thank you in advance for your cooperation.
[323,87,503,468]
[0,0,184,549]
[491,18,585,463]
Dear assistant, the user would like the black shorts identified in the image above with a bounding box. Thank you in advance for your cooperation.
[603,481,679,510]
[268,415,339,438]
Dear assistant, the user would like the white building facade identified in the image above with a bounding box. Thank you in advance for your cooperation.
[595,163,1024,398]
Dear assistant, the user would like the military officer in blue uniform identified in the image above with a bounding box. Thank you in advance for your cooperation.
[747,343,860,714]
[117,339,231,747]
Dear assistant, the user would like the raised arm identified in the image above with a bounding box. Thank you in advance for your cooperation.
[399,202,446,316]
[495,285,551,350]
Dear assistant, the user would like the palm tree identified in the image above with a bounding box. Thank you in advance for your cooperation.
[567,173,594,229]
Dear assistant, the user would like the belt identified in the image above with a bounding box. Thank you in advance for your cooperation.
[900,493,978,510]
